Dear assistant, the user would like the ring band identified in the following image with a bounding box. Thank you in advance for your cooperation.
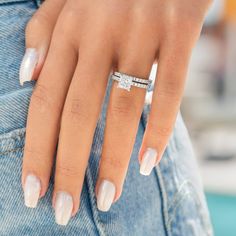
[111,72,152,91]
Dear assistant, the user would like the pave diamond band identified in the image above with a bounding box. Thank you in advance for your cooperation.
[111,72,152,91]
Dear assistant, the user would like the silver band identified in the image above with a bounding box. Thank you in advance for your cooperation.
[111,72,152,91]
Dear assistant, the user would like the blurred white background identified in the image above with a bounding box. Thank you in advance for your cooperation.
[181,0,236,235]
[182,0,236,195]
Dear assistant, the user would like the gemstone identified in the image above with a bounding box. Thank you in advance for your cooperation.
[117,75,133,91]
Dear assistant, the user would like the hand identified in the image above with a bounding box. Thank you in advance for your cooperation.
[20,0,212,226]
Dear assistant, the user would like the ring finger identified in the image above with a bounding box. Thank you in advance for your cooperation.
[96,40,157,211]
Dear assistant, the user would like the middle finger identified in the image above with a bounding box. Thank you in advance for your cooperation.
[53,35,114,225]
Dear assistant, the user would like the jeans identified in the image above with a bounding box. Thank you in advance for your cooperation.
[0,1,213,235]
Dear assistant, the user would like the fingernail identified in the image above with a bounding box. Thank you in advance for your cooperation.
[140,148,158,176]
[55,192,73,226]
[24,174,41,208]
[19,48,38,86]
[97,180,116,212]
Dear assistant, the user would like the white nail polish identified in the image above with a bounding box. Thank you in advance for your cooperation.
[24,174,41,208]
[97,180,116,212]
[140,148,158,176]
[55,192,73,226]
[19,48,38,86]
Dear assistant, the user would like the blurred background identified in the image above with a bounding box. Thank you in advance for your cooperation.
[182,0,236,235]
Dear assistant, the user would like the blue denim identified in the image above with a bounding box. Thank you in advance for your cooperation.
[0,1,213,235]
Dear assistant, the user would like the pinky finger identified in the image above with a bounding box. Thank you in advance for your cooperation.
[139,43,191,176]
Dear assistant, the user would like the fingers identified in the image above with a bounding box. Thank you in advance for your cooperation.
[53,40,113,225]
[139,41,192,176]
[96,84,146,212]
[22,26,77,208]
[19,0,66,85]
[96,36,157,211]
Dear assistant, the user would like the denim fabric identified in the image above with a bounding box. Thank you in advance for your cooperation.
[0,1,213,235]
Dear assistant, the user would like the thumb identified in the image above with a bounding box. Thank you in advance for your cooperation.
[19,0,65,86]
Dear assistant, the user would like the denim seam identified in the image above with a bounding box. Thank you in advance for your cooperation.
[85,167,107,236]
[168,127,213,236]
[166,180,213,236]
[0,133,25,141]
[0,130,25,155]
[167,183,195,227]
[0,87,33,99]
[154,166,171,236]
[167,179,190,211]
[140,108,171,236]
[163,133,183,236]
[0,147,23,156]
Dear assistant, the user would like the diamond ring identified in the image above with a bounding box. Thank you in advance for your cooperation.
[111,72,152,92]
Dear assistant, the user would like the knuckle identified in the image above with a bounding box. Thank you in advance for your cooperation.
[30,84,48,111]
[25,19,37,35]
[23,147,51,171]
[25,14,45,36]
[57,163,81,178]
[30,83,60,113]
[63,1,85,17]
[148,122,173,138]
[156,126,172,137]
[168,6,206,32]
[109,94,139,119]
[158,80,182,103]
[63,97,97,125]
[102,157,127,171]
[26,11,50,34]
[101,146,130,171]
[70,98,90,117]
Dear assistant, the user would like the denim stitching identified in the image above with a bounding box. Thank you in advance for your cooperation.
[0,147,23,156]
[154,166,172,236]
[158,142,175,236]
[0,128,25,139]
[167,180,213,236]
[85,167,107,236]
[167,179,190,211]
[168,181,193,219]
[0,129,25,154]
[167,126,213,236]
[0,132,25,141]
[165,137,213,235]
[141,107,171,236]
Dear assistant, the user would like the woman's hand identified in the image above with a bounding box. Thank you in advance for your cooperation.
[20,0,212,226]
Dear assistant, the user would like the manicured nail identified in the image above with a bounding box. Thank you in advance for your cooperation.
[24,174,41,208]
[97,180,116,212]
[19,48,38,86]
[140,148,158,176]
[55,192,73,226]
